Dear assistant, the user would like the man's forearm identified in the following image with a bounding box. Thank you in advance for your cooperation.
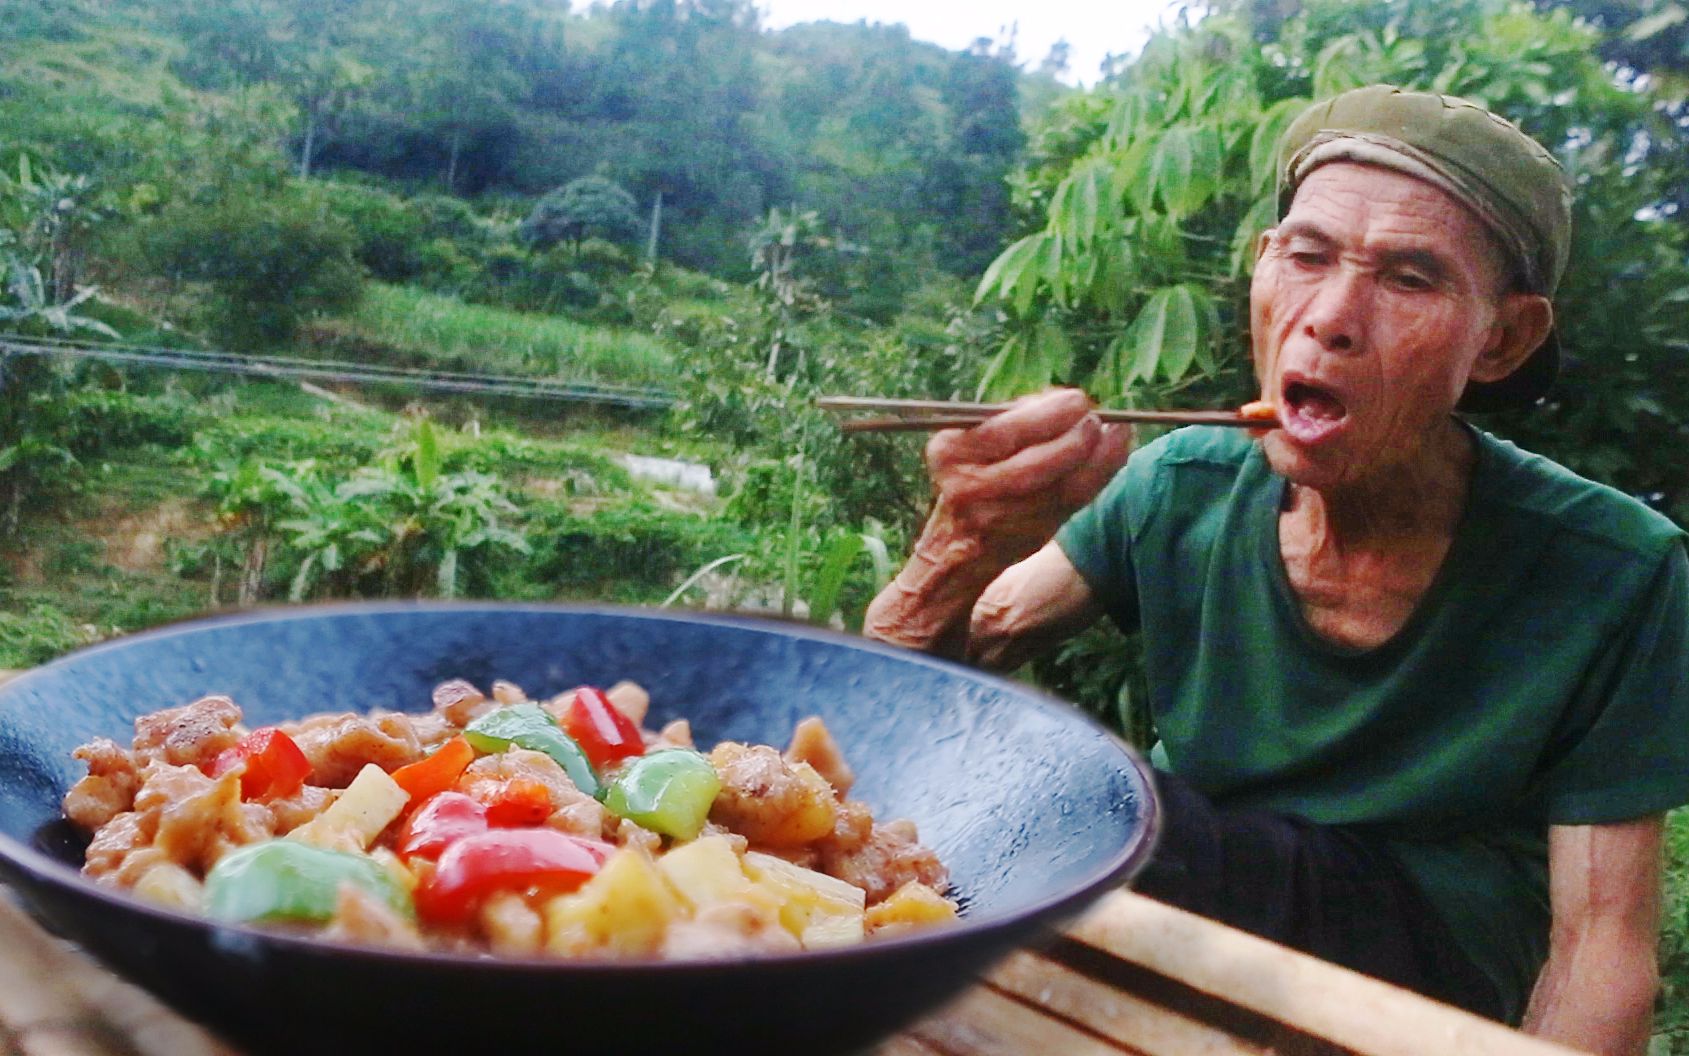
[863,518,1008,660]
[1522,927,1658,1055]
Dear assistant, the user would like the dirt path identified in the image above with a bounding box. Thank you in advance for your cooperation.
[100,497,212,574]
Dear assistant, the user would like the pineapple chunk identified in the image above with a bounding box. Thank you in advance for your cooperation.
[657,835,761,910]
[133,862,203,911]
[865,881,958,936]
[288,764,409,850]
[543,848,684,957]
[742,850,865,949]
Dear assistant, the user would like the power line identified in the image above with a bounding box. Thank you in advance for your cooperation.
[0,337,676,410]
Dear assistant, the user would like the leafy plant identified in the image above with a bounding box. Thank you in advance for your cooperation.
[0,254,118,338]
[201,419,531,602]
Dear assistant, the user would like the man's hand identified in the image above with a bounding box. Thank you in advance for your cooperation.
[923,388,1131,568]
[1523,817,1662,1055]
[863,389,1129,658]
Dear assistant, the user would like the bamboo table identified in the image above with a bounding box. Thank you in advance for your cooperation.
[0,884,1587,1056]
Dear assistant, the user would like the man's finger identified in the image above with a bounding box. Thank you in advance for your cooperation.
[1058,423,1131,508]
[961,388,1093,463]
[951,412,1104,502]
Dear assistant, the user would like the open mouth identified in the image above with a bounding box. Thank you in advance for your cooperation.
[1280,379,1349,444]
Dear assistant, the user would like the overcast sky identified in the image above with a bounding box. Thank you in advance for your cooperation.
[754,0,1182,85]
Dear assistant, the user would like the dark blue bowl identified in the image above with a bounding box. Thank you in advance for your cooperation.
[0,603,1157,1055]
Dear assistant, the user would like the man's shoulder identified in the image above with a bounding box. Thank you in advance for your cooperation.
[1107,425,1257,511]
[1144,424,1258,469]
[1479,430,1684,562]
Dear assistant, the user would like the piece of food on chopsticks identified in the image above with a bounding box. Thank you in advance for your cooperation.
[63,680,955,959]
[1239,400,1279,422]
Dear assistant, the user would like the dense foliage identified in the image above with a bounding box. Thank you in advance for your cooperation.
[0,0,1029,285]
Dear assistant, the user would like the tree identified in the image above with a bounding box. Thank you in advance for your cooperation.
[168,0,375,179]
[519,176,641,253]
[404,0,531,193]
[927,41,1026,275]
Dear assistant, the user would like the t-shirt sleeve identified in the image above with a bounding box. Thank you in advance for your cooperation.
[1054,459,1145,633]
[1530,539,1689,825]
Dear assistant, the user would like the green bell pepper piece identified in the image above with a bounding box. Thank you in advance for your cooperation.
[601,748,721,841]
[205,839,413,924]
[464,702,600,798]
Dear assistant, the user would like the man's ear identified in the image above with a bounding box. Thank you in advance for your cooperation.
[1470,293,1553,385]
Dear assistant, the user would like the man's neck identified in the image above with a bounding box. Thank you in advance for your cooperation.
[1282,417,1476,555]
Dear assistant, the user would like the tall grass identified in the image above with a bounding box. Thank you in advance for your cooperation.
[1659,809,1689,1053]
[336,283,673,387]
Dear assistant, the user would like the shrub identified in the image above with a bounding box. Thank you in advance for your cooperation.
[0,602,98,666]
[55,388,203,456]
[138,192,363,347]
[516,501,754,602]
[408,193,485,243]
[414,237,478,292]
[309,181,428,282]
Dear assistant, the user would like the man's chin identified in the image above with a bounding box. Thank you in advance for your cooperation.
[1259,432,1361,493]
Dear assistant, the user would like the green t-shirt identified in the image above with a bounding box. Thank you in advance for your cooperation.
[1056,424,1689,1022]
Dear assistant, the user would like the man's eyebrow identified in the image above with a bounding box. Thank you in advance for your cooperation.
[1275,221,1335,245]
[1376,247,1454,280]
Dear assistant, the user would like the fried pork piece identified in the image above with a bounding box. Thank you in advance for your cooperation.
[407,710,457,751]
[265,784,340,835]
[604,681,649,726]
[83,812,164,885]
[817,817,947,906]
[325,884,425,952]
[282,712,424,788]
[457,748,609,839]
[132,694,244,772]
[431,679,492,728]
[85,763,275,883]
[784,717,854,796]
[651,718,694,750]
[707,743,837,848]
[64,737,142,830]
[613,817,663,855]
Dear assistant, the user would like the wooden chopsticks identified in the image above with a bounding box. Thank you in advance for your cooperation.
[817,396,1274,434]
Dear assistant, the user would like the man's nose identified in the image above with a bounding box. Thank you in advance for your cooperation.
[1301,271,1364,353]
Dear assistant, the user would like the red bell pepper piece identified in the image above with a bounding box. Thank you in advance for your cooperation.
[415,829,614,924]
[397,791,490,860]
[555,686,645,772]
[390,736,475,803]
[211,727,312,800]
[483,776,554,827]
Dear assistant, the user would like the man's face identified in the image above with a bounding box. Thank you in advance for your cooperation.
[1250,162,1510,491]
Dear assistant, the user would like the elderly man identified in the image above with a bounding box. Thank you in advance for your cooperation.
[865,86,1689,1054]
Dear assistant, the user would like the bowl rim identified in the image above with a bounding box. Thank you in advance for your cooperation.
[0,599,1161,973]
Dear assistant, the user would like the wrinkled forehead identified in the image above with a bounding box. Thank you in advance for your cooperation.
[1280,162,1511,277]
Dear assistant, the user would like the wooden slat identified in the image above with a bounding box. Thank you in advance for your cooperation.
[987,950,1271,1056]
[905,985,1140,1056]
[1067,891,1589,1056]
[0,895,232,1056]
